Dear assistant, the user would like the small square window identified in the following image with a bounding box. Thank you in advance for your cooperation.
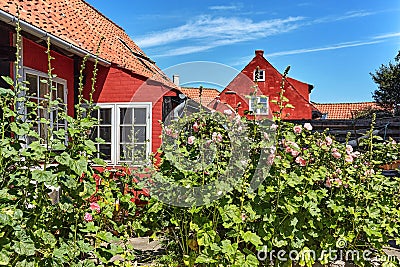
[253,69,265,82]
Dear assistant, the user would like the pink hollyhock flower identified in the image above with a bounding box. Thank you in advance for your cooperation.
[345,154,353,163]
[295,156,307,166]
[325,136,333,146]
[188,136,196,145]
[224,109,233,115]
[346,145,353,154]
[84,212,93,222]
[285,146,292,153]
[216,133,223,142]
[332,150,341,159]
[336,168,342,174]
[204,139,212,147]
[164,127,172,136]
[90,202,100,213]
[264,132,269,140]
[193,122,199,132]
[304,123,312,131]
[351,151,360,158]
[267,153,275,165]
[325,178,332,188]
[212,132,217,141]
[293,125,302,134]
[392,139,397,145]
[334,178,343,186]
[291,149,300,157]
[271,124,278,130]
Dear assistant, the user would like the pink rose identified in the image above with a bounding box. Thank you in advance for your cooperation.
[346,145,353,154]
[188,136,195,145]
[304,123,312,131]
[345,154,353,163]
[90,202,100,213]
[295,156,307,166]
[193,122,199,132]
[293,125,302,134]
[332,150,341,159]
[84,212,93,222]
[325,136,333,146]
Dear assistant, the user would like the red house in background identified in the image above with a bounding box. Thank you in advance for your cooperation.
[0,0,180,165]
[210,50,315,120]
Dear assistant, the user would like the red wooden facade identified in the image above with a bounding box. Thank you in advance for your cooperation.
[212,50,314,120]
[0,0,180,165]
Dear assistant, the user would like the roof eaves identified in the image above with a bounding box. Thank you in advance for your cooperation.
[0,9,111,66]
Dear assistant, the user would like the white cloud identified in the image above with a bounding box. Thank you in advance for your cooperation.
[312,10,376,24]
[209,4,241,11]
[265,40,383,58]
[373,32,400,39]
[136,15,304,49]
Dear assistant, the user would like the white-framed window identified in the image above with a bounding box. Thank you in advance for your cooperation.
[23,68,68,144]
[90,103,152,165]
[249,96,269,115]
[253,69,265,82]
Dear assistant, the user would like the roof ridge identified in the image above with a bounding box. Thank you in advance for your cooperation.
[81,0,125,32]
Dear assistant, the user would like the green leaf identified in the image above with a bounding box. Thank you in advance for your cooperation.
[242,231,262,247]
[13,240,36,256]
[71,157,88,175]
[0,251,10,265]
[1,76,13,86]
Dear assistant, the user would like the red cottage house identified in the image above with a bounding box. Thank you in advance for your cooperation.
[210,50,315,120]
[0,0,180,165]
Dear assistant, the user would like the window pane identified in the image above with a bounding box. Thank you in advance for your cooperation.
[134,144,146,160]
[99,126,111,142]
[120,126,133,143]
[57,83,64,101]
[250,97,257,111]
[100,108,111,124]
[39,79,48,98]
[134,126,146,143]
[120,144,132,161]
[134,108,146,124]
[89,127,98,141]
[99,144,111,160]
[26,74,37,96]
[120,108,133,124]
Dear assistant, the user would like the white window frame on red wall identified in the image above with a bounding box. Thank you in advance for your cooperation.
[253,69,265,82]
[22,67,68,143]
[92,102,152,165]
[249,96,269,115]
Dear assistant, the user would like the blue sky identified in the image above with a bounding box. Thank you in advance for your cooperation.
[86,0,400,103]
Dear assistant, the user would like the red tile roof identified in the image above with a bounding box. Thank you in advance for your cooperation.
[180,87,220,106]
[0,0,174,87]
[314,102,380,119]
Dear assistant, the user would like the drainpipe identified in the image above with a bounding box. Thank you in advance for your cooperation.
[0,9,111,66]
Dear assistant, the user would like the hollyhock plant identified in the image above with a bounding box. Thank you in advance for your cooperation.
[295,156,307,166]
[188,136,196,145]
[304,123,312,131]
[293,125,302,134]
[90,202,100,213]
[84,212,93,222]
[193,121,199,132]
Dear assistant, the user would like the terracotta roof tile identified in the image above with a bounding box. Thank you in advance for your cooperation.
[0,0,175,87]
[314,102,380,119]
[180,87,220,106]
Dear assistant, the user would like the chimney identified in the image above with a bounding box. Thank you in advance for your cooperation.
[172,74,180,86]
[255,50,264,57]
